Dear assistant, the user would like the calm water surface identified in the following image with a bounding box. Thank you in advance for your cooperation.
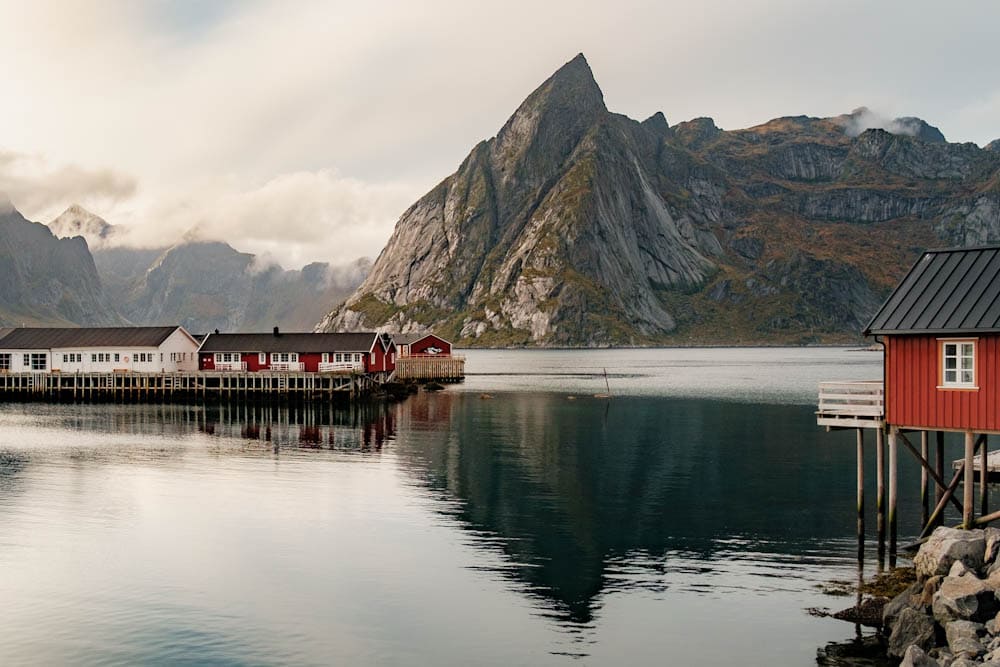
[0,348,946,665]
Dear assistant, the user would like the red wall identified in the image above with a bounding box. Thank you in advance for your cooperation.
[410,335,451,356]
[200,351,368,372]
[886,334,1000,431]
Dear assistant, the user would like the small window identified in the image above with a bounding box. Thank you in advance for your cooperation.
[114,353,120,363]
[259,353,266,364]
[30,353,47,371]
[0,353,10,371]
[942,340,976,388]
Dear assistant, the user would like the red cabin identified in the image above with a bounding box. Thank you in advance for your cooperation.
[866,246,1000,434]
[198,329,391,374]
[392,333,453,358]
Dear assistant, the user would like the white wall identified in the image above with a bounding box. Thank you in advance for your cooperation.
[0,327,202,374]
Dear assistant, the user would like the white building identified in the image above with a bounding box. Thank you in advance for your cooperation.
[0,326,200,373]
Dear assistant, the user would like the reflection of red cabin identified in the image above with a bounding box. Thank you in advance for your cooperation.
[866,246,1000,432]
[392,333,452,358]
[197,329,393,373]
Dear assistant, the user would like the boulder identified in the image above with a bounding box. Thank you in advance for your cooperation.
[934,574,1000,623]
[886,581,930,629]
[900,645,942,667]
[946,620,986,658]
[951,560,974,578]
[986,611,1000,635]
[889,607,937,657]
[985,527,1000,565]
[916,528,987,579]
[951,658,978,667]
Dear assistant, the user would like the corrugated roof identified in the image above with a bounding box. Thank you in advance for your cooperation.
[0,328,13,343]
[199,332,377,353]
[0,326,182,350]
[866,246,1000,335]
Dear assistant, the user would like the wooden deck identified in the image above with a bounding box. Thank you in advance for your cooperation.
[394,355,465,381]
[0,370,377,402]
[816,380,885,429]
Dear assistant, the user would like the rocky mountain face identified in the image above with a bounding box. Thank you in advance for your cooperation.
[93,240,370,334]
[320,54,1000,346]
[0,198,121,326]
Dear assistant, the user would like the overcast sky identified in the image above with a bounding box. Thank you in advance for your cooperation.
[1,0,998,269]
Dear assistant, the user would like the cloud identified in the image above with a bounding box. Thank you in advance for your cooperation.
[838,107,925,139]
[0,149,136,218]
[122,170,417,269]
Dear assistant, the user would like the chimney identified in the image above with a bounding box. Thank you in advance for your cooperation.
[273,326,280,337]
[214,329,219,335]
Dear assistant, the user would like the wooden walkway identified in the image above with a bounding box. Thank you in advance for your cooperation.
[0,370,377,402]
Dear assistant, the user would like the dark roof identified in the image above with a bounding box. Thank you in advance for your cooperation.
[199,332,377,353]
[0,326,183,350]
[391,332,449,346]
[866,246,1000,335]
[0,328,12,342]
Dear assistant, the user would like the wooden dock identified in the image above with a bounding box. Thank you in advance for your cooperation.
[394,355,465,381]
[0,370,378,402]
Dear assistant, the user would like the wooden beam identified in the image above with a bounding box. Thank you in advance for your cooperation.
[857,428,865,562]
[889,427,898,557]
[964,431,975,529]
[898,432,963,513]
[983,435,990,518]
[921,431,929,527]
[920,463,968,538]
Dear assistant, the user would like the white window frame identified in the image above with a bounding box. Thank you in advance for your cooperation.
[0,353,10,371]
[939,338,977,389]
[259,353,266,364]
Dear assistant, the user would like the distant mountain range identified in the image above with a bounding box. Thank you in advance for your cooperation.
[320,54,1000,346]
[0,200,369,333]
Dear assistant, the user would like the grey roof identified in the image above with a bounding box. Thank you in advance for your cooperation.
[199,332,378,354]
[866,246,1000,335]
[0,326,183,350]
[391,333,423,345]
[0,328,13,343]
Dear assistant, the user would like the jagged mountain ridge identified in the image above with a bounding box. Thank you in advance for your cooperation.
[0,199,121,326]
[103,240,370,334]
[319,54,1000,346]
[41,205,370,333]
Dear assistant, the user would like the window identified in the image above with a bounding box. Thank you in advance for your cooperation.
[30,353,46,371]
[354,353,362,363]
[259,353,266,364]
[0,353,10,371]
[942,340,976,388]
[271,353,298,363]
[115,353,120,362]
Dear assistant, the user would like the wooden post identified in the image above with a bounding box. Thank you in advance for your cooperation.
[888,426,898,559]
[856,428,865,562]
[921,431,929,528]
[965,431,976,529]
[935,431,945,527]
[876,426,886,563]
[982,435,990,518]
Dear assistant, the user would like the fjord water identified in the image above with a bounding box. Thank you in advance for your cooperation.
[0,348,926,665]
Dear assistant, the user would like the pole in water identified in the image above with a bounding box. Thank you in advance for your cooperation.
[594,368,612,399]
[856,428,865,563]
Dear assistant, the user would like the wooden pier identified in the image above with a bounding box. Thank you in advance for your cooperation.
[0,370,377,402]
[393,355,465,381]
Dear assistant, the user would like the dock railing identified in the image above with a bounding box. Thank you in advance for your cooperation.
[816,380,885,429]
[318,362,364,373]
[214,361,247,371]
[270,361,305,372]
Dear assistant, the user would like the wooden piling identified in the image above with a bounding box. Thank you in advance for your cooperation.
[876,426,885,562]
[982,435,989,518]
[888,427,898,559]
[920,431,929,527]
[964,431,975,529]
[856,428,865,561]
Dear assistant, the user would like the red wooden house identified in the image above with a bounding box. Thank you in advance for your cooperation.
[866,246,1000,434]
[198,329,393,373]
[392,333,453,358]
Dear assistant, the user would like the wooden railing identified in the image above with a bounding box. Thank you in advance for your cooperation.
[816,380,885,428]
[214,361,247,371]
[318,362,363,373]
[270,361,304,372]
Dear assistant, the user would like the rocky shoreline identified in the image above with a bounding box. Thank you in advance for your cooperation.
[880,527,1000,665]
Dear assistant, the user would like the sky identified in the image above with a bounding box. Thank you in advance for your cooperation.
[0,0,998,269]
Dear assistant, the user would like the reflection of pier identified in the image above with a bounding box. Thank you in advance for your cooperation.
[0,370,376,402]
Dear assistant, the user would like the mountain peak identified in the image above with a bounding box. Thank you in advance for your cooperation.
[0,192,14,216]
[837,107,946,143]
[491,54,607,180]
[49,204,115,249]
[986,139,1000,153]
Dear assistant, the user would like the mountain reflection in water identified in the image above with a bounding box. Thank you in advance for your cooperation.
[0,386,930,665]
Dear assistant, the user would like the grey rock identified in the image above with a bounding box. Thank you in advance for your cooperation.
[916,528,988,579]
[986,611,1000,636]
[935,574,1000,623]
[886,581,932,629]
[946,620,987,657]
[950,658,977,667]
[984,528,1000,565]
[951,560,974,578]
[901,645,942,667]
[889,607,937,657]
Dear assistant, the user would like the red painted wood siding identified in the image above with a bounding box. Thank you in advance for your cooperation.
[886,334,1000,431]
[409,335,451,356]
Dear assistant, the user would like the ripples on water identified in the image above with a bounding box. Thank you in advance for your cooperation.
[0,348,926,665]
